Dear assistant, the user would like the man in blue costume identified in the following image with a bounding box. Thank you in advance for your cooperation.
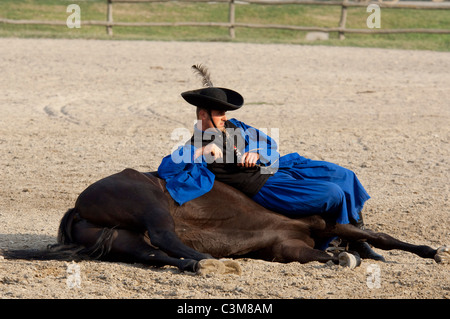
[158,66,384,260]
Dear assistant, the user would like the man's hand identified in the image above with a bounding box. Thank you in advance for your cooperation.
[194,143,223,161]
[238,152,259,168]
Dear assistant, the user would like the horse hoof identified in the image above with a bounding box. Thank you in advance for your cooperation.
[339,252,361,269]
[220,259,242,276]
[197,259,225,275]
[196,259,242,276]
[197,259,225,276]
[434,246,450,264]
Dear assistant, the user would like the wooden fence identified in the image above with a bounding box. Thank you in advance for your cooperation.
[1,0,449,40]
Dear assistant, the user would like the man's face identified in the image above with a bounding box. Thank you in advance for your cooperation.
[210,110,227,130]
[199,109,227,131]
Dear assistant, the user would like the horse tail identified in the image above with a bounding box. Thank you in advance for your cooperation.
[0,245,85,261]
[57,207,77,244]
[55,207,117,260]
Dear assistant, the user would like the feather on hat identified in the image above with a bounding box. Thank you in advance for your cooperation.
[181,64,243,111]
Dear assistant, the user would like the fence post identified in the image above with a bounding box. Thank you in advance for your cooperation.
[229,0,235,39]
[107,0,113,36]
[338,0,348,40]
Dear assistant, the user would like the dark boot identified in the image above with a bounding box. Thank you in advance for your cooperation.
[348,211,386,262]
[348,241,385,262]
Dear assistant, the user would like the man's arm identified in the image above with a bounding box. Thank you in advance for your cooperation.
[158,145,215,205]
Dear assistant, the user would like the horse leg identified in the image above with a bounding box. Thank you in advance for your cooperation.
[271,239,362,268]
[136,206,213,262]
[72,220,199,272]
[145,224,213,261]
[273,239,332,264]
[332,223,448,262]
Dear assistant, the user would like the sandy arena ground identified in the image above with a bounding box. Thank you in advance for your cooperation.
[0,38,449,299]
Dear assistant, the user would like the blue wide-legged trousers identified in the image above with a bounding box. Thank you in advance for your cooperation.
[252,158,371,225]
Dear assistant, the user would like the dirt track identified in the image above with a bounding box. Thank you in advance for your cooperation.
[0,38,449,299]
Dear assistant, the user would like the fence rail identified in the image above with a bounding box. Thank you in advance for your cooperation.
[1,0,449,40]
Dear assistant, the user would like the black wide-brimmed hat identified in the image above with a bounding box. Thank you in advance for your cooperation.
[181,87,244,111]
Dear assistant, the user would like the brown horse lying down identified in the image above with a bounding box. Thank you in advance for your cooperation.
[3,168,449,274]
